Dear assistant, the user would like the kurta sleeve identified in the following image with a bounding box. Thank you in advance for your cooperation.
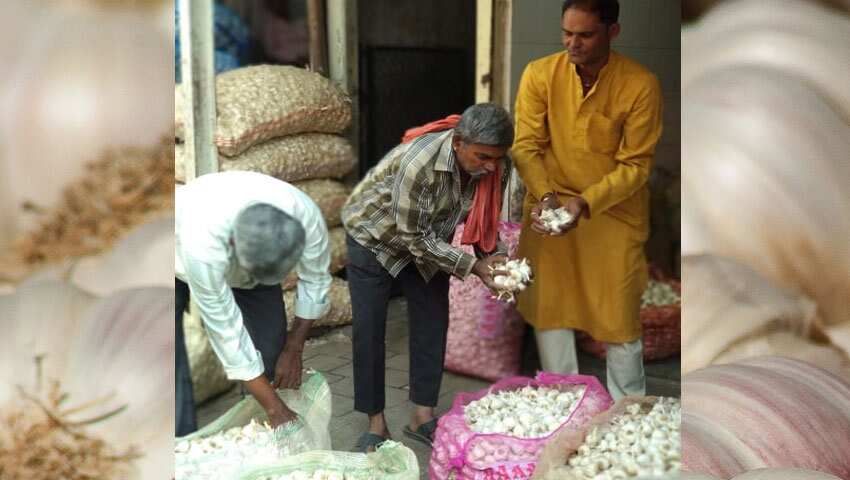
[581,75,663,217]
[513,62,556,201]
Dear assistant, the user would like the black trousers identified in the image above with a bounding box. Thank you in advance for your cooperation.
[346,235,451,415]
[175,278,287,436]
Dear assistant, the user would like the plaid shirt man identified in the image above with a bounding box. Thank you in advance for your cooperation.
[342,130,509,281]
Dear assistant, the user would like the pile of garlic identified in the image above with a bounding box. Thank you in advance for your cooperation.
[464,385,586,438]
[257,471,350,480]
[175,419,290,480]
[490,258,532,303]
[641,280,680,307]
[539,207,575,233]
[558,398,681,480]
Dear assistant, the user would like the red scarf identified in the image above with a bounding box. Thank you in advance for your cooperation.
[401,115,501,253]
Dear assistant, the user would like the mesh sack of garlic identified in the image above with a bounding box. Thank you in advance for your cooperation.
[445,222,526,381]
[532,396,680,480]
[234,440,419,480]
[429,372,613,480]
[578,270,681,362]
[175,371,332,480]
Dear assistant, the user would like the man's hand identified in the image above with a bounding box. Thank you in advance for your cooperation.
[553,196,588,235]
[243,374,298,428]
[273,316,313,390]
[530,192,562,234]
[471,255,509,292]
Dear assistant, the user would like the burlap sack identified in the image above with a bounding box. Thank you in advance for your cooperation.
[175,65,352,156]
[284,277,352,330]
[184,311,234,404]
[532,397,664,480]
[282,227,347,291]
[175,133,355,183]
[292,179,351,228]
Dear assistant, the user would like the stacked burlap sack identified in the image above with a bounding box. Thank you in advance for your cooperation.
[177,65,357,403]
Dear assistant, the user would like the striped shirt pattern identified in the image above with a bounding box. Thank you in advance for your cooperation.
[342,130,509,281]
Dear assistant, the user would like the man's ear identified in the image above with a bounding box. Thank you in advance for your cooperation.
[608,22,621,41]
[451,135,464,151]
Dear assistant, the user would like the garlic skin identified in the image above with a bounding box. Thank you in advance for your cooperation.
[539,207,575,234]
[464,385,586,438]
[491,258,533,303]
[682,356,850,479]
[681,0,850,329]
[0,280,175,479]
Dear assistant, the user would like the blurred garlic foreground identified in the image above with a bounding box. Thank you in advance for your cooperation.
[681,255,850,377]
[677,470,841,480]
[0,280,174,479]
[682,356,850,479]
[681,0,850,330]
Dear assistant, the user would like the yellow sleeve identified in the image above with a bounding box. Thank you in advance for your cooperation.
[512,62,555,201]
[582,75,663,217]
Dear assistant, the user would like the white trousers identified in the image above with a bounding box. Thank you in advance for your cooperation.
[535,328,645,401]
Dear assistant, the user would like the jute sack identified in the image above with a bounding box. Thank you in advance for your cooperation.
[292,180,351,229]
[284,277,351,330]
[175,133,355,183]
[282,228,347,291]
[175,65,351,156]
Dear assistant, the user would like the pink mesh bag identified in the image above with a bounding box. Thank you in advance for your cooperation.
[429,372,613,480]
[445,222,526,381]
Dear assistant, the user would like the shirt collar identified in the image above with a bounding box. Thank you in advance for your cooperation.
[434,130,456,173]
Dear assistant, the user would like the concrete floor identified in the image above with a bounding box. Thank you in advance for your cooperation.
[197,297,681,479]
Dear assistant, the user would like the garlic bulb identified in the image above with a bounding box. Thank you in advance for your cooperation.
[464,385,585,438]
[641,280,680,307]
[681,0,850,330]
[551,398,681,480]
[539,207,575,234]
[491,258,533,303]
[0,280,174,479]
[682,356,850,479]
[680,255,850,378]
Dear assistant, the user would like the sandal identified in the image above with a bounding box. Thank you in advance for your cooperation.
[354,432,389,453]
[402,417,439,447]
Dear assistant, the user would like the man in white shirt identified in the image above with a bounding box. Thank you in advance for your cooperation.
[175,171,332,435]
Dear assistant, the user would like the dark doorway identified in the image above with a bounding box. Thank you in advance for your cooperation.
[358,1,476,176]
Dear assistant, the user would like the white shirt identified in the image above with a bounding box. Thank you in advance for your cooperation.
[176,171,331,381]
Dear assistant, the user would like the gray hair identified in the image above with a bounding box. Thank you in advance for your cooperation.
[233,203,305,285]
[454,103,514,147]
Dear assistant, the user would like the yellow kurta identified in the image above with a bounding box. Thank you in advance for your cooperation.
[512,50,663,343]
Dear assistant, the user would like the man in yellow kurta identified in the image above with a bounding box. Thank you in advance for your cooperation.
[513,0,663,400]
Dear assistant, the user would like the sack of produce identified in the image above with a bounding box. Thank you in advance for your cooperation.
[236,441,419,480]
[284,277,352,330]
[532,396,681,480]
[445,221,526,381]
[175,65,351,156]
[577,266,681,361]
[175,371,332,480]
[429,372,613,480]
[282,227,348,290]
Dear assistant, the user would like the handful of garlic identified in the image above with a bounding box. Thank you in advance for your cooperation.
[491,258,533,302]
[175,419,294,480]
[641,280,680,307]
[545,398,681,480]
[539,207,575,233]
[464,385,586,438]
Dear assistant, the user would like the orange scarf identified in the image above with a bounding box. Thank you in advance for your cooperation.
[401,115,501,253]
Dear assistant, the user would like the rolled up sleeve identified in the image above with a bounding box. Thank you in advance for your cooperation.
[293,205,332,320]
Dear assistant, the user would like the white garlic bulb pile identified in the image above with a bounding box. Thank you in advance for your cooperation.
[539,207,575,233]
[560,398,681,480]
[175,419,292,480]
[491,258,533,303]
[641,280,680,307]
[257,471,349,480]
[464,385,586,438]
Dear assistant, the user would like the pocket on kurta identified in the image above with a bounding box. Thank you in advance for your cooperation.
[586,113,621,155]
